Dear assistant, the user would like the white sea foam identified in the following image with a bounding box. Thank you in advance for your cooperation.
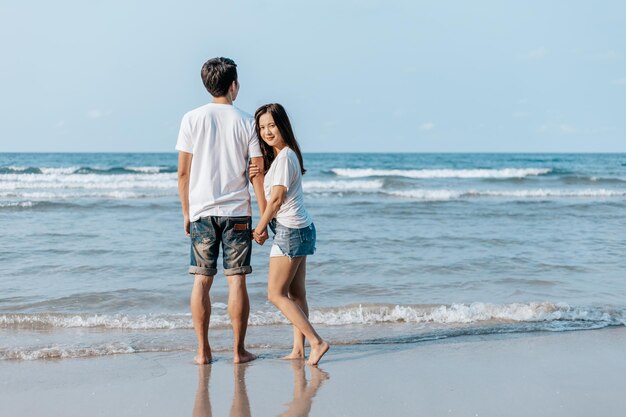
[332,168,552,179]
[387,190,463,201]
[2,303,623,360]
[0,201,34,208]
[1,174,384,199]
[0,312,276,330]
[470,189,626,198]
[307,302,622,325]
[0,172,177,189]
[127,166,164,173]
[303,180,384,191]
[0,171,177,202]
[39,167,81,175]
[0,191,174,200]
[389,188,626,200]
[0,313,192,330]
[1,303,622,330]
[0,343,137,361]
[6,166,30,172]
[2,166,170,175]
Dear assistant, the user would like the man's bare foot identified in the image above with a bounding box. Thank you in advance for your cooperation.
[194,354,213,365]
[306,341,330,366]
[281,349,305,360]
[233,349,257,364]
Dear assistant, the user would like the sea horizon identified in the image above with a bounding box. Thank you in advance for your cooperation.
[2,151,626,155]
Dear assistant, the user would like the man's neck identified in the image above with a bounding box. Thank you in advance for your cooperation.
[212,96,233,105]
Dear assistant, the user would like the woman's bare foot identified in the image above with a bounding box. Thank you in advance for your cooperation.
[306,341,329,366]
[194,354,213,365]
[233,349,257,364]
[281,349,305,360]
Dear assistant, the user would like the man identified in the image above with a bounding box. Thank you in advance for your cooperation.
[176,57,267,364]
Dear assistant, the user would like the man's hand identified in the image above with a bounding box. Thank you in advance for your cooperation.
[184,216,191,237]
[252,227,268,245]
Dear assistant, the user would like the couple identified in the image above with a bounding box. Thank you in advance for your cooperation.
[176,57,329,366]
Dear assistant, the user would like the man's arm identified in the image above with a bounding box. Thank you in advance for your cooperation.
[177,151,193,236]
[249,156,268,244]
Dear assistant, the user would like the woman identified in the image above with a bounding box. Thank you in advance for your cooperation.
[250,103,329,366]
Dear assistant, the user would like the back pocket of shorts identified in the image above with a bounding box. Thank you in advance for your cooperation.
[192,221,215,246]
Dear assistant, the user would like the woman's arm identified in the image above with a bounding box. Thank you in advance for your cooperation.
[253,185,287,238]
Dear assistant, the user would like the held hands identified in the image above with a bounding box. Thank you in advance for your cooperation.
[252,227,268,245]
[249,162,261,180]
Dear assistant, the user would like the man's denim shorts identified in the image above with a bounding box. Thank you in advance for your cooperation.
[269,220,316,258]
[189,216,252,276]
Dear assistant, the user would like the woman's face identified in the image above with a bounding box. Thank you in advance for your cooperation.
[258,113,285,148]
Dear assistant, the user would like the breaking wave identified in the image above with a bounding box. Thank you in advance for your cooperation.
[331,168,552,179]
[388,188,626,200]
[2,303,624,360]
[303,180,384,191]
[2,302,623,329]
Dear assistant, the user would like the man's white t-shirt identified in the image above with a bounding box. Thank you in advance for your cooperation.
[264,147,312,229]
[176,103,262,221]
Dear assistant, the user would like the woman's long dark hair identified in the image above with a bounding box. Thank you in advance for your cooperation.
[254,103,306,175]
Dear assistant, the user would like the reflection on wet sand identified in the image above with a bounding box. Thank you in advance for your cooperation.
[277,361,329,417]
[193,364,252,417]
[193,365,213,417]
[231,364,252,417]
[192,361,328,417]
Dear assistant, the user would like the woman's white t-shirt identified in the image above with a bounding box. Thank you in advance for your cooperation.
[264,147,312,229]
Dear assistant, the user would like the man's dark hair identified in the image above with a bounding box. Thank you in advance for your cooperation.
[201,57,238,97]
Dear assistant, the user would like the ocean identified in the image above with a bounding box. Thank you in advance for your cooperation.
[1,152,625,360]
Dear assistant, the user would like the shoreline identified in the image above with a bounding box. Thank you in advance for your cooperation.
[2,327,626,416]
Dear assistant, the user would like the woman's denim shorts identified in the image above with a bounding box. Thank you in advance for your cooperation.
[269,220,316,258]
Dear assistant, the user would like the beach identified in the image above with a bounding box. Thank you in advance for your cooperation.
[3,0,625,413]
[2,152,626,415]
[2,327,625,416]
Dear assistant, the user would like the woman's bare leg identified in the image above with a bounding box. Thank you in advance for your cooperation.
[268,256,329,365]
[283,259,308,359]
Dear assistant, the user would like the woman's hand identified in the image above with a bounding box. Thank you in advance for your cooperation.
[252,227,268,245]
[249,163,261,180]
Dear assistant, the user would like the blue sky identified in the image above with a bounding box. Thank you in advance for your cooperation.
[1,1,625,152]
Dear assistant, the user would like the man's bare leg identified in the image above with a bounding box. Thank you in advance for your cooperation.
[227,274,256,364]
[283,259,308,360]
[191,274,214,365]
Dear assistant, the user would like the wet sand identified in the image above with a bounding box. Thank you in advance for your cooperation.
[1,327,625,416]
